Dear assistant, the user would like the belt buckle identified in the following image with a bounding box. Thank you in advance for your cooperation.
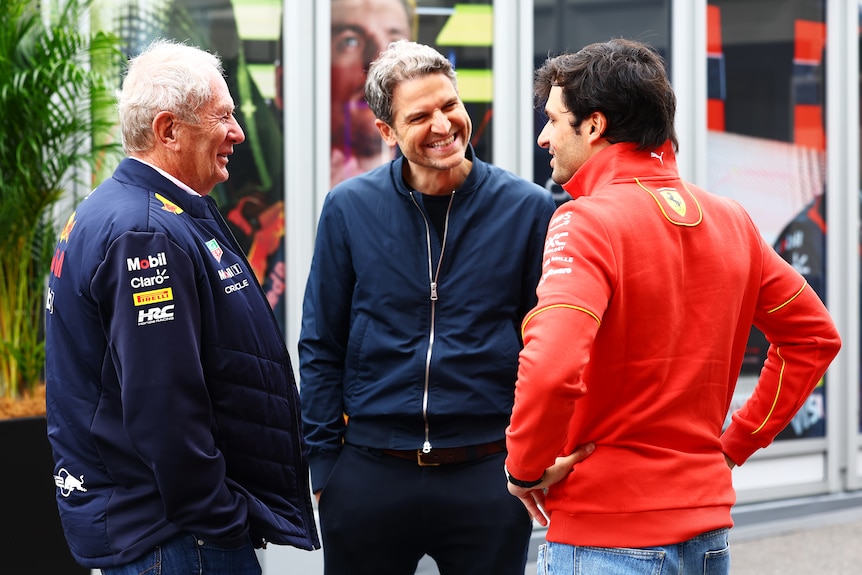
[417,449,440,467]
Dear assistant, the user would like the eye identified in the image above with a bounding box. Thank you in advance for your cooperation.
[333,31,364,55]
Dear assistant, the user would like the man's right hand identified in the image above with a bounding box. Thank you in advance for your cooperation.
[507,443,596,526]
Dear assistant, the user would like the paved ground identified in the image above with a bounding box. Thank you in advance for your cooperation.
[277,503,862,574]
[729,509,862,575]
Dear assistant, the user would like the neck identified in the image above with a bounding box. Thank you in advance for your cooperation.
[403,157,473,196]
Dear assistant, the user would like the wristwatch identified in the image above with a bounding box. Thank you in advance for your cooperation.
[504,465,544,488]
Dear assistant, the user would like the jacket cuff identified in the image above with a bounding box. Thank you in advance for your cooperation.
[309,451,341,493]
[720,426,762,466]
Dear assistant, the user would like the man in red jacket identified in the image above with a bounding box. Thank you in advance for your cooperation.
[504,38,841,575]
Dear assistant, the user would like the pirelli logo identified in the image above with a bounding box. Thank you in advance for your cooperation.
[133,287,173,307]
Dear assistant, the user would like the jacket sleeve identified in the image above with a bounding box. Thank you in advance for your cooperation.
[298,195,354,492]
[518,192,558,320]
[505,306,597,482]
[92,230,248,545]
[721,244,841,465]
[505,205,610,481]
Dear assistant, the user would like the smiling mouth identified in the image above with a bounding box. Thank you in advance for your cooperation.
[428,134,456,149]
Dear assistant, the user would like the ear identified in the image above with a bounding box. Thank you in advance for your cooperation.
[586,111,608,144]
[152,111,180,149]
[375,119,399,147]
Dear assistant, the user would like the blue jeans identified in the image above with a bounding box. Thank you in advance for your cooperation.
[537,528,730,575]
[101,532,261,575]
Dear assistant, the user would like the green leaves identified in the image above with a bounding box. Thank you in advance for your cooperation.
[0,0,124,400]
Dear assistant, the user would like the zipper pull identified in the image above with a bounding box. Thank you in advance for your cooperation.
[422,440,432,454]
[430,281,438,301]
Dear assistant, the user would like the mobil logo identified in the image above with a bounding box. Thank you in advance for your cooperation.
[127,252,167,272]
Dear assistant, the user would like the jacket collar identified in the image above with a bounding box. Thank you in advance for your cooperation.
[561,140,678,200]
[391,143,485,197]
[112,157,213,219]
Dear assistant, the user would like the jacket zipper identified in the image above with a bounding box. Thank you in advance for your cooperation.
[410,191,455,454]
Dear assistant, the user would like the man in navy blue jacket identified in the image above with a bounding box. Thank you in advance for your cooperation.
[45,39,318,573]
[299,40,557,574]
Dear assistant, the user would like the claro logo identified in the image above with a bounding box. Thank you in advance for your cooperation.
[131,268,169,289]
[127,252,167,271]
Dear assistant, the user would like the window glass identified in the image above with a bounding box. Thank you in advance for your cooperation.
[329,0,495,188]
[532,0,671,204]
[707,0,827,439]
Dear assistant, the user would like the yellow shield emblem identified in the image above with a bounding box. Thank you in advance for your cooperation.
[658,188,686,217]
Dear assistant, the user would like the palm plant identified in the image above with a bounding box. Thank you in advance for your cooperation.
[0,0,122,404]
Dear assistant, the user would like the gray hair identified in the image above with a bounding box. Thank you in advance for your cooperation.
[364,40,457,126]
[117,39,224,154]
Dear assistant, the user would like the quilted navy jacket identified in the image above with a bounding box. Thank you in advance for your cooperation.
[45,158,319,568]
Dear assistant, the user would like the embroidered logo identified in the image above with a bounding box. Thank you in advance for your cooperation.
[635,178,702,227]
[205,239,223,263]
[132,287,173,307]
[156,193,184,215]
[651,151,664,165]
[126,252,167,272]
[54,468,87,497]
[138,304,176,326]
[51,211,77,278]
[59,212,76,242]
[658,188,686,216]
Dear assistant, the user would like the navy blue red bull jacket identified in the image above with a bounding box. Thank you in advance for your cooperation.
[45,158,319,568]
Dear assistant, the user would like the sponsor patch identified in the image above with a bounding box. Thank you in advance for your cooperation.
[127,252,168,272]
[54,468,87,497]
[138,304,175,326]
[51,211,77,278]
[45,287,55,315]
[205,239,223,263]
[130,268,170,289]
[155,193,184,214]
[217,263,243,281]
[133,287,173,307]
[59,212,76,242]
[225,279,250,294]
[544,232,569,254]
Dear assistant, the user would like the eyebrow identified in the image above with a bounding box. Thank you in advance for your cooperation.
[332,24,408,36]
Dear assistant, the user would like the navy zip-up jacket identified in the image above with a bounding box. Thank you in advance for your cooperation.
[45,158,319,568]
[299,148,556,491]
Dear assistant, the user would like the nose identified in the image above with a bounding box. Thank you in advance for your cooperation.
[537,121,551,149]
[230,115,246,144]
[430,109,451,134]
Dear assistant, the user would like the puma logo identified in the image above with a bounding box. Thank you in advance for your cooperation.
[650,151,664,165]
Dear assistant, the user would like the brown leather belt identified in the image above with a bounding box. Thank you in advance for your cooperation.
[380,440,506,467]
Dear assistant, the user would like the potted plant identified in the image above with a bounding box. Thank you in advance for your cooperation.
[0,0,122,570]
[0,0,121,412]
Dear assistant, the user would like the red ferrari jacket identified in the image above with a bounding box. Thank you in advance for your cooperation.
[505,141,841,548]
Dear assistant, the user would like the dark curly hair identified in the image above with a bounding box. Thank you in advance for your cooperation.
[535,38,678,153]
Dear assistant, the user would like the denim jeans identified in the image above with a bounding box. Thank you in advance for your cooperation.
[101,532,261,575]
[537,528,730,575]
